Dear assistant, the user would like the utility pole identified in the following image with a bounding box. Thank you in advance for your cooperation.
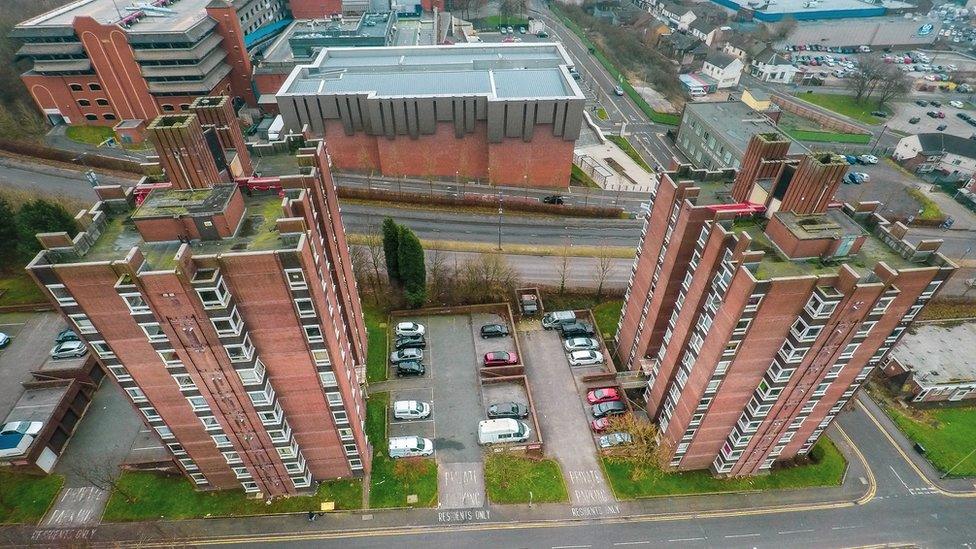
[497,191,503,251]
[871,125,888,154]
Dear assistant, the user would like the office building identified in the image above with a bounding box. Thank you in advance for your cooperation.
[26,139,370,496]
[275,43,586,188]
[615,133,956,476]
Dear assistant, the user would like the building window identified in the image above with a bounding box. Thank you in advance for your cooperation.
[237,359,266,386]
[167,442,186,455]
[158,349,182,367]
[45,284,76,306]
[108,364,131,381]
[856,321,876,337]
[120,293,150,314]
[187,395,210,411]
[805,292,838,319]
[125,387,148,403]
[338,427,354,441]
[69,313,96,334]
[326,392,343,406]
[722,341,739,357]
[294,298,316,318]
[179,103,190,111]
[197,279,230,309]
[277,445,296,459]
[212,434,232,448]
[225,335,254,362]
[223,451,242,464]
[872,296,895,314]
[88,83,102,91]
[212,307,243,336]
[84,114,98,121]
[791,319,822,342]
[77,99,91,107]
[248,386,274,407]
[69,83,83,91]
[173,374,197,391]
[268,429,290,443]
[90,340,114,359]
[333,410,349,425]
[813,382,830,397]
[200,416,220,431]
[161,104,175,112]
[840,343,860,359]
[155,425,174,439]
[285,461,303,474]
[319,371,337,387]
[744,294,763,312]
[141,407,161,421]
[103,113,117,121]
[258,403,283,425]
[303,325,324,343]
[233,466,251,479]
[140,322,167,342]
[285,269,307,290]
[95,98,109,106]
[768,361,794,382]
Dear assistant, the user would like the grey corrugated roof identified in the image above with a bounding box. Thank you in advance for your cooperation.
[916,133,976,159]
[494,69,568,98]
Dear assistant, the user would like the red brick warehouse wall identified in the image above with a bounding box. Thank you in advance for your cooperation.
[323,121,572,188]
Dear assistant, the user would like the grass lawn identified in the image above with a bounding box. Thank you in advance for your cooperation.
[366,392,438,508]
[484,454,568,504]
[795,93,889,125]
[0,471,63,524]
[477,15,529,29]
[607,136,653,172]
[883,405,976,477]
[603,438,846,499]
[781,128,872,144]
[364,305,389,383]
[0,270,47,306]
[907,187,944,220]
[103,471,361,521]
[65,125,117,146]
[917,299,976,321]
[596,107,609,120]
[571,164,599,188]
[545,295,622,342]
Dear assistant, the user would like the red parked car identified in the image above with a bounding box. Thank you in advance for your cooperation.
[483,351,518,367]
[586,387,621,404]
[591,417,612,432]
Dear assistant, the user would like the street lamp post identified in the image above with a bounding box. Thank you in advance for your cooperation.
[497,191,503,251]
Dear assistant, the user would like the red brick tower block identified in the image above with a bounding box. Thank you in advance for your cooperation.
[147,114,223,189]
[190,96,253,176]
[731,132,791,203]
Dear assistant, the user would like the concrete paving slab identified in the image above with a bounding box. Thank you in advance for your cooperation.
[438,461,486,509]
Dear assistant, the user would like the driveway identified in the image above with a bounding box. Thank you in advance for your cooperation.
[520,323,615,510]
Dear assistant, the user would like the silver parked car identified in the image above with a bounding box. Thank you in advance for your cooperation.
[50,340,87,359]
[390,348,423,364]
[564,337,600,352]
[598,432,633,448]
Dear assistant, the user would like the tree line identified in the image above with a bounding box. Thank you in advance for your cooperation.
[0,196,78,267]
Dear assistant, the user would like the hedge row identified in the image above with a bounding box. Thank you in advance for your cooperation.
[0,139,143,174]
[336,186,624,219]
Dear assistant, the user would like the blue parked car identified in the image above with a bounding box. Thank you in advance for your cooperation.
[844,155,858,165]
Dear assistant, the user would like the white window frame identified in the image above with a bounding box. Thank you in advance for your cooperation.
[303,324,324,343]
[284,269,308,290]
[211,307,243,337]
[326,391,343,406]
[872,296,895,314]
[141,407,161,422]
[69,313,96,334]
[855,321,876,337]
[223,451,242,464]
[333,410,349,425]
[248,386,275,407]
[197,278,230,309]
[187,395,210,411]
[212,434,232,448]
[155,425,174,439]
[126,387,148,403]
[319,371,337,387]
[120,292,150,314]
[237,359,266,386]
[225,335,255,363]
[200,415,221,431]
[138,322,167,343]
[338,427,354,441]
[294,298,316,318]
[90,340,115,359]
[158,349,182,367]
[46,284,76,306]
[840,343,860,359]
[108,364,131,381]
[173,373,197,391]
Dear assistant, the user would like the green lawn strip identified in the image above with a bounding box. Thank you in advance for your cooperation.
[476,15,529,29]
[607,136,653,172]
[65,125,117,146]
[366,392,438,508]
[484,453,568,504]
[596,108,609,120]
[0,270,47,306]
[883,405,976,477]
[551,6,678,126]
[102,471,361,521]
[0,471,63,524]
[364,305,389,383]
[906,187,944,220]
[593,300,623,340]
[794,93,888,125]
[571,164,599,188]
[602,438,846,499]
[782,128,872,144]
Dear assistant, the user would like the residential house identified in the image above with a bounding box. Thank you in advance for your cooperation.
[658,33,709,68]
[688,19,724,45]
[722,34,768,62]
[701,51,743,89]
[893,133,976,180]
[751,50,798,83]
[657,0,697,30]
[882,322,976,403]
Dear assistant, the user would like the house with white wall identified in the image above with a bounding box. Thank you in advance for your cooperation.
[750,51,798,83]
[893,133,976,179]
[701,51,743,89]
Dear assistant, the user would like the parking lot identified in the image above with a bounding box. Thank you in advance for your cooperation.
[885,100,975,137]
[386,309,540,509]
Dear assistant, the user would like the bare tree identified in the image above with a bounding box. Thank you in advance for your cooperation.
[846,56,885,102]
[556,237,572,295]
[425,248,452,305]
[602,413,663,472]
[593,246,616,299]
[362,218,386,294]
[348,244,370,290]
[460,253,520,304]
[874,65,911,108]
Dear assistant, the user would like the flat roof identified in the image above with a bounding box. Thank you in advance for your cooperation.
[132,185,237,219]
[718,0,912,16]
[683,101,804,160]
[783,17,941,47]
[2,385,69,428]
[893,322,976,384]
[279,43,585,100]
[15,0,212,33]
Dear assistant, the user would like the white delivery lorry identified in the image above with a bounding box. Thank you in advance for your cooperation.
[477,419,532,445]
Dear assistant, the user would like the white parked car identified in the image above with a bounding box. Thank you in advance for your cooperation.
[858,154,879,165]
[1,421,43,436]
[852,172,871,182]
[568,350,604,366]
[50,340,87,359]
[394,322,425,337]
[950,100,965,108]
[393,400,431,420]
[564,337,600,352]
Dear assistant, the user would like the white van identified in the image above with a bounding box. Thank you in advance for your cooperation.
[478,419,531,445]
[542,310,576,329]
[393,400,431,420]
[388,436,434,458]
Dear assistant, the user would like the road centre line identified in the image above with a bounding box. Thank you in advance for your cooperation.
[724,533,760,538]
[778,529,815,535]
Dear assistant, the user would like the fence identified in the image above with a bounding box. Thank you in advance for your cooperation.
[770,94,872,136]
[0,139,143,174]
